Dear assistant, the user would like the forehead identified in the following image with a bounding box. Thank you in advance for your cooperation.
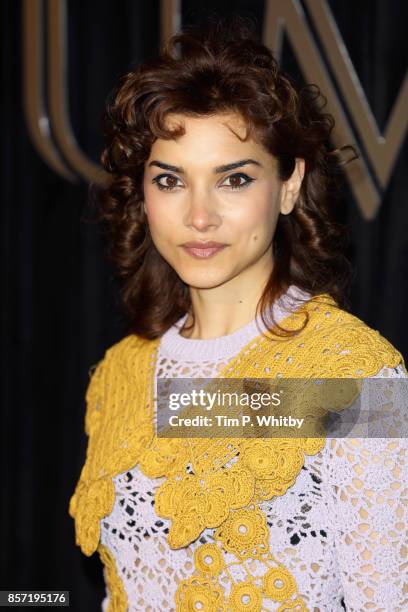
[165,112,250,139]
[148,112,274,168]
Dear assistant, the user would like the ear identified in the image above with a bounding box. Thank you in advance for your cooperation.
[279,158,305,215]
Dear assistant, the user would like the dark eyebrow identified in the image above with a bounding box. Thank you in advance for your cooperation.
[148,160,184,173]
[214,159,262,173]
[147,158,262,174]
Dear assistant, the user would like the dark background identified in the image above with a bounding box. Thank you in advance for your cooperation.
[1,1,407,610]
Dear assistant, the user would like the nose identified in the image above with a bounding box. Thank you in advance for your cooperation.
[183,189,222,232]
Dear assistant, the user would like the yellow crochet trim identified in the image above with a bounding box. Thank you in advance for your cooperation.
[98,543,128,612]
[69,293,406,610]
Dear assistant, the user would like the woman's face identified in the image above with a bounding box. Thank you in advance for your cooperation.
[143,112,304,291]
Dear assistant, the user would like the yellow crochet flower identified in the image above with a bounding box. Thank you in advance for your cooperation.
[156,466,257,548]
[194,543,225,576]
[228,581,263,611]
[175,576,225,611]
[240,440,280,479]
[199,473,234,526]
[168,505,206,548]
[155,475,200,518]
[155,474,230,547]
[215,507,269,560]
[262,567,297,601]
[241,440,305,483]
[139,437,189,478]
[299,437,326,455]
[208,465,255,509]
[273,441,305,480]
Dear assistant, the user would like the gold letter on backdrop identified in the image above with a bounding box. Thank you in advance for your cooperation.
[263,0,407,219]
[22,0,76,182]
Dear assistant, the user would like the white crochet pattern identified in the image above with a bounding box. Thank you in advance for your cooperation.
[99,340,408,611]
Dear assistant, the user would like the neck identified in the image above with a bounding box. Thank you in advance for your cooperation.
[180,255,273,339]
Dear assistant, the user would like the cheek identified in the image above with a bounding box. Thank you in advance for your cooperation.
[143,187,173,235]
[146,209,174,247]
[236,194,279,241]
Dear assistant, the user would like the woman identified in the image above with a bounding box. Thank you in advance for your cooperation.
[69,19,407,612]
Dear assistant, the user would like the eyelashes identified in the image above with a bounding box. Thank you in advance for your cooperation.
[151,172,256,192]
[222,173,256,190]
[152,174,181,191]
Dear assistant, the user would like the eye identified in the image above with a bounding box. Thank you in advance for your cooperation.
[152,173,183,191]
[220,172,255,190]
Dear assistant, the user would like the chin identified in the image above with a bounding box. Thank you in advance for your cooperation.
[176,268,234,290]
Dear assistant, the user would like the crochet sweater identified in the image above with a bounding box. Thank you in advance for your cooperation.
[69,287,408,611]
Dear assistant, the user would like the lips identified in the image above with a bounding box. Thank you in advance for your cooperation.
[182,241,226,248]
[180,241,228,259]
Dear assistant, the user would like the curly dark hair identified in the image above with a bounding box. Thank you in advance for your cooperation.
[93,17,356,340]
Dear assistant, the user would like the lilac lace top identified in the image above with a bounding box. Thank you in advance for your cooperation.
[100,286,408,611]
